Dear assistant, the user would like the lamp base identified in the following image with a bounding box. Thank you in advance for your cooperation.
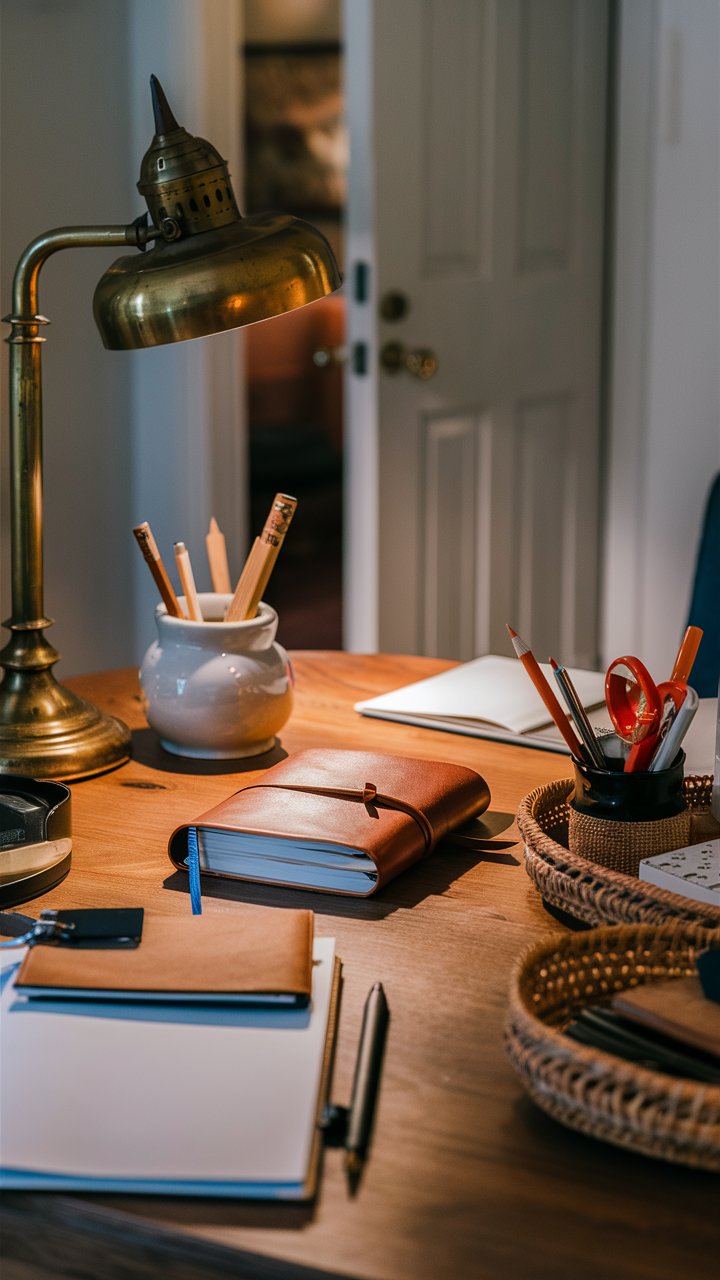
[0,665,131,781]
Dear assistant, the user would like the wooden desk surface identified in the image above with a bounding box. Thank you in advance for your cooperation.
[2,653,717,1280]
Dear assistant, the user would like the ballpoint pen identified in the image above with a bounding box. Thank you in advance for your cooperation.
[344,981,390,1192]
[550,658,607,770]
[648,686,698,772]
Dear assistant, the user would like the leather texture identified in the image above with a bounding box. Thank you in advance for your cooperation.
[16,906,314,1001]
[169,748,491,896]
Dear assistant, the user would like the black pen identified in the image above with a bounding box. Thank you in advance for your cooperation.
[550,658,607,770]
[344,981,389,1190]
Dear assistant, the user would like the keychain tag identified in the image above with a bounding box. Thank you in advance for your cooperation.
[0,907,144,950]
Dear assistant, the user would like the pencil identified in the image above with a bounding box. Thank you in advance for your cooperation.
[132,522,185,618]
[669,625,703,684]
[224,494,297,622]
[174,542,203,621]
[205,516,231,594]
[506,625,584,758]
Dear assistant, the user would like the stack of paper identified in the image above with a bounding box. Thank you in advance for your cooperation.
[0,936,338,1198]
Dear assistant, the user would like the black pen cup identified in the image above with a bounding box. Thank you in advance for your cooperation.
[567,749,690,876]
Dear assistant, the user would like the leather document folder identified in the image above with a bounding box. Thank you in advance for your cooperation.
[169,748,491,896]
[14,906,314,1005]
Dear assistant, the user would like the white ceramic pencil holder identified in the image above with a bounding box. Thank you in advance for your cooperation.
[139,594,293,758]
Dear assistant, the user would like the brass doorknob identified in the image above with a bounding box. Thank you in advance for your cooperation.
[312,344,349,367]
[380,341,438,380]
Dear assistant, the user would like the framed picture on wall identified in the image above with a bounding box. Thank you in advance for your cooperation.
[243,42,347,220]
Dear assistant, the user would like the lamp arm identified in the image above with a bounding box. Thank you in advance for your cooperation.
[10,220,156,318]
[4,220,158,631]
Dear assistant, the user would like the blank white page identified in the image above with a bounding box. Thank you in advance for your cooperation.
[355,655,606,734]
[0,936,336,1197]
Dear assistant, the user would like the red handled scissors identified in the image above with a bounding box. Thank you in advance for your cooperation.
[605,655,687,773]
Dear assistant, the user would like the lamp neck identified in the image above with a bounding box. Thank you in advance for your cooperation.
[2,220,155,641]
[9,221,156,319]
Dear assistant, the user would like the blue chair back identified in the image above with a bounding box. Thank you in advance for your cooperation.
[686,473,720,696]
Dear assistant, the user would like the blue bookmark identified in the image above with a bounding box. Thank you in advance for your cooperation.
[187,827,203,915]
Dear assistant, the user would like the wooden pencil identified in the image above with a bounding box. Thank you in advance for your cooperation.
[224,494,297,622]
[506,625,584,758]
[132,522,185,618]
[174,542,203,621]
[205,516,231,594]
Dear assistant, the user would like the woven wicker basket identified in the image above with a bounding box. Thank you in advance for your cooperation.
[517,774,720,927]
[505,921,720,1170]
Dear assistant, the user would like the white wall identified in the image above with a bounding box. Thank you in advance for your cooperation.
[0,0,245,678]
[602,0,720,677]
[0,0,136,676]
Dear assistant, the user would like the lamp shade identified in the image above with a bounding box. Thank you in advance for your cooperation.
[93,76,341,350]
[94,212,341,349]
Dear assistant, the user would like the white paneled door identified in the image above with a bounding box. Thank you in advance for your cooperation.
[344,0,609,665]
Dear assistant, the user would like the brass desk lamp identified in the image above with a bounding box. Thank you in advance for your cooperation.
[0,77,341,780]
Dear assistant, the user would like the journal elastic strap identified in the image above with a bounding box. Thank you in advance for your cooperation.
[236,781,435,853]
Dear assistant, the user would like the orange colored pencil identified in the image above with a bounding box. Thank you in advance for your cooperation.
[506,625,584,758]
[669,625,703,684]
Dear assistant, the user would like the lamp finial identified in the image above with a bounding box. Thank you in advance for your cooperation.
[150,75,181,135]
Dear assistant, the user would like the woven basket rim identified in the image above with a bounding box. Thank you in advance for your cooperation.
[505,920,720,1169]
[517,774,720,926]
[507,919,720,1103]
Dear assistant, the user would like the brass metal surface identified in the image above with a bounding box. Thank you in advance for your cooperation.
[95,76,340,349]
[380,341,439,380]
[94,214,341,350]
[0,78,340,779]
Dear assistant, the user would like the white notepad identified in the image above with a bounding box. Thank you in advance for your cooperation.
[355,655,607,752]
[0,936,338,1198]
[640,840,720,907]
[355,656,718,769]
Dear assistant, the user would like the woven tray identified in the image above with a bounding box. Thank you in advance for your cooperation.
[505,921,720,1170]
[517,774,720,927]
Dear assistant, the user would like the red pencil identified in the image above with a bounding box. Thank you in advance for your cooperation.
[506,625,584,758]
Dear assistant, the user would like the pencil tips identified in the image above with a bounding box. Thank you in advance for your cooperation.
[505,623,518,640]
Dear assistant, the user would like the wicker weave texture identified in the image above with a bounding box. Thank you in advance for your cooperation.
[518,775,720,928]
[505,922,720,1170]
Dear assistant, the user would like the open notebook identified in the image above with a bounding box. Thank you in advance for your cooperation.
[355,655,607,752]
[355,655,718,770]
[0,936,339,1198]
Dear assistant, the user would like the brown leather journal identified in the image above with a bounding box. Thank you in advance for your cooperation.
[15,906,314,1005]
[168,748,491,896]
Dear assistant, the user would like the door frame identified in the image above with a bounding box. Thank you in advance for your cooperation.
[341,0,695,666]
